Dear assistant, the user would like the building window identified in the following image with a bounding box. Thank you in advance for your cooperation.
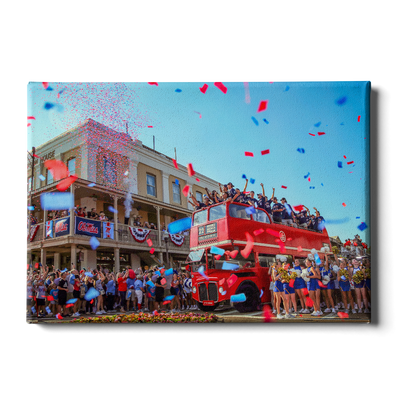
[196,191,203,203]
[68,158,76,176]
[46,169,53,185]
[172,182,181,204]
[146,174,156,196]
[103,157,116,185]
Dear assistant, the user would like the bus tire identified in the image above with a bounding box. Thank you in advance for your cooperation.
[197,301,218,312]
[233,281,260,313]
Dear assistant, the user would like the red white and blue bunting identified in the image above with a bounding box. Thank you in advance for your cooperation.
[169,233,184,247]
[46,220,53,238]
[28,225,40,242]
[103,221,114,239]
[129,227,151,243]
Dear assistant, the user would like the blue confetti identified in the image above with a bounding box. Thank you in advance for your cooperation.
[154,270,161,276]
[321,183,324,186]
[297,148,305,153]
[89,236,100,250]
[338,161,343,168]
[210,246,225,256]
[61,268,67,273]
[164,268,174,276]
[314,122,321,127]
[251,116,259,126]
[222,262,239,270]
[263,119,269,124]
[46,86,54,91]
[309,186,315,189]
[230,293,246,303]
[314,253,321,265]
[27,206,35,211]
[40,192,74,210]
[246,206,256,215]
[168,217,192,234]
[88,183,96,187]
[146,280,155,287]
[108,206,118,213]
[284,203,292,216]
[357,222,368,231]
[285,86,290,91]
[260,289,264,298]
[335,96,347,105]
[250,178,255,184]
[66,298,78,304]
[242,174,247,179]
[175,179,179,185]
[340,122,344,125]
[85,272,94,277]
[198,266,209,280]
[356,216,360,219]
[39,174,46,181]
[44,102,55,110]
[84,287,100,301]
[175,89,182,92]
[324,217,350,224]
[164,295,175,301]
[304,172,310,179]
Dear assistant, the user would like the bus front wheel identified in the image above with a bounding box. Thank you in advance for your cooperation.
[197,301,219,312]
[233,281,261,313]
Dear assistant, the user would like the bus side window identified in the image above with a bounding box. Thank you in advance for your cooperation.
[254,209,269,223]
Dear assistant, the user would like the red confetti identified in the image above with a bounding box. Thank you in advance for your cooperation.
[263,305,273,323]
[44,159,69,181]
[343,155,347,159]
[214,82,227,94]
[161,269,165,274]
[289,279,295,288]
[305,297,314,307]
[342,203,346,207]
[195,178,200,182]
[66,304,74,308]
[147,239,153,247]
[244,151,254,157]
[293,205,303,212]
[253,228,264,236]
[199,84,208,94]
[308,177,311,182]
[187,163,195,177]
[302,288,309,296]
[281,185,287,189]
[261,149,270,155]
[172,159,178,169]
[56,313,63,320]
[27,264,30,270]
[90,300,94,304]
[347,161,354,165]
[33,154,41,159]
[227,274,238,288]
[56,175,78,191]
[147,126,153,128]
[299,314,303,317]
[182,185,190,197]
[338,312,349,319]
[357,115,361,122]
[153,310,159,316]
[240,232,254,259]
[27,116,36,120]
[297,246,303,252]
[215,255,221,260]
[309,133,315,136]
[150,248,155,254]
[34,263,39,269]
[47,296,54,301]
[266,228,280,237]
[27,123,31,127]
[219,278,226,286]
[148,82,158,86]
[257,100,268,113]
[230,250,238,258]
[42,82,49,89]
[317,281,327,289]
[163,300,171,305]
[317,132,325,136]
[275,238,286,253]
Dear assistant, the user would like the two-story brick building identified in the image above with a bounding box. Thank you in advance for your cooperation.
[27,118,220,272]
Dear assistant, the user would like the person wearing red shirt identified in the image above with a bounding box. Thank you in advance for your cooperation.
[117,270,129,312]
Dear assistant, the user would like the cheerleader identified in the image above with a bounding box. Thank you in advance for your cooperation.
[272,263,292,319]
[293,259,310,313]
[350,259,370,313]
[337,260,355,313]
[282,263,298,316]
[305,258,322,316]
[268,265,275,313]
[320,255,336,313]
[363,258,371,306]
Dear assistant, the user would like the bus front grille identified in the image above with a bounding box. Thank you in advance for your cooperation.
[199,283,208,301]
[208,283,218,301]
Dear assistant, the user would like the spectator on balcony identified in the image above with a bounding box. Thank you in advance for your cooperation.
[99,211,108,221]
[150,222,157,230]
[144,221,151,229]
[87,208,98,219]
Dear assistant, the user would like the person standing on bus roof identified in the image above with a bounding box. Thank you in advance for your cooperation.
[258,184,274,216]
[232,187,247,203]
[227,182,236,198]
[313,208,325,232]
[295,206,310,228]
[246,191,257,207]
[281,198,296,227]
[271,197,285,223]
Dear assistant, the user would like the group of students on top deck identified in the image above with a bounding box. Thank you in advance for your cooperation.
[188,180,325,232]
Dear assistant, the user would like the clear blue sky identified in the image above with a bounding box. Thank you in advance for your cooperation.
[27,81,370,244]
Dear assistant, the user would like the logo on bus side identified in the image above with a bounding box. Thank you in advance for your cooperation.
[279,231,286,242]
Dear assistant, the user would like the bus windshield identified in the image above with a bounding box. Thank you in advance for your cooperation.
[229,203,251,220]
[193,209,207,226]
[209,204,226,221]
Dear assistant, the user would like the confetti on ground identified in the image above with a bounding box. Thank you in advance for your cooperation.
[347,161,354,165]
[90,236,100,250]
[335,96,347,105]
[240,232,254,259]
[297,148,305,153]
[245,151,254,157]
[250,178,255,184]
[56,314,63,320]
[38,174,46,181]
[44,159,69,180]
[199,83,208,94]
[148,82,158,86]
[108,206,118,213]
[210,246,226,256]
[314,122,321,127]
[146,238,153,247]
[263,119,269,124]
[285,86,290,91]
[172,159,178,169]
[281,185,287,189]
[182,185,190,197]
[338,162,343,168]
[261,149,270,155]
[168,217,191,234]
[251,116,259,126]
[175,89,182,92]
[297,246,303,252]
[214,82,227,94]
[44,102,55,110]
[357,222,368,231]
[342,203,346,207]
[40,192,74,210]
[187,163,195,177]
[257,100,268,112]
[42,82,49,89]
[245,206,256,215]
[253,228,264,236]
[231,293,246,303]
[88,183,96,187]
[357,115,361,122]
[317,132,325,136]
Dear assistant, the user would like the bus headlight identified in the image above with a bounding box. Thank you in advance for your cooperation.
[219,287,224,294]
[192,286,197,294]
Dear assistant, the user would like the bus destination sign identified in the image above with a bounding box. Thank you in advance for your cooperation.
[198,222,218,242]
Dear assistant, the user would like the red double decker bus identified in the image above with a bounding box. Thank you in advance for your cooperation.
[187,202,332,312]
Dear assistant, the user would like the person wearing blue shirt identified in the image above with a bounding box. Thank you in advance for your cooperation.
[271,197,285,223]
[227,182,236,198]
[281,198,296,227]
[105,274,116,313]
[134,276,145,310]
[296,207,310,228]
[246,191,257,207]
[126,275,136,312]
[232,188,247,203]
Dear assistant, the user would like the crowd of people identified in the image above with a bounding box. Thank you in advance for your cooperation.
[269,254,371,319]
[27,263,197,319]
[188,180,325,232]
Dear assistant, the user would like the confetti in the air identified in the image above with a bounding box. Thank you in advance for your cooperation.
[297,148,305,153]
[56,175,77,191]
[168,217,191,234]
[89,236,100,250]
[338,162,343,168]
[240,232,254,259]
[293,205,303,212]
[88,183,96,187]
[263,119,269,124]
[182,185,190,197]
[44,102,55,110]
[245,151,254,157]
[214,82,227,94]
[342,203,346,207]
[242,174,247,179]
[147,239,153,247]
[357,222,368,231]
[250,178,255,184]
[41,192,74,210]
[357,115,361,122]
[285,86,290,91]
[257,100,268,113]
[44,159,69,180]
[314,122,321,127]
[187,163,195,177]
[231,293,246,303]
[281,185,287,189]
[309,186,315,189]
[251,116,259,126]
[309,133,315,136]
[150,248,155,254]
[108,206,118,213]
[175,179,179,185]
[172,159,178,169]
[261,149,270,155]
[148,82,158,86]
[317,132,325,136]
[347,161,354,165]
[27,116,36,120]
[335,96,347,105]
[297,246,303,252]
[199,84,208,94]
[42,82,49,89]
[245,206,256,215]
[304,172,310,179]
[175,89,182,92]
[210,246,226,256]
[38,175,46,181]
[254,229,264,236]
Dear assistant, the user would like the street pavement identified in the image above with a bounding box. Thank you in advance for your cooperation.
[27,304,371,323]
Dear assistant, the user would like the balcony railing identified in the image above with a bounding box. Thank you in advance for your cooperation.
[28,218,190,252]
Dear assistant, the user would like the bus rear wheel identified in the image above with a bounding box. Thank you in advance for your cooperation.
[197,301,218,312]
[233,281,261,313]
